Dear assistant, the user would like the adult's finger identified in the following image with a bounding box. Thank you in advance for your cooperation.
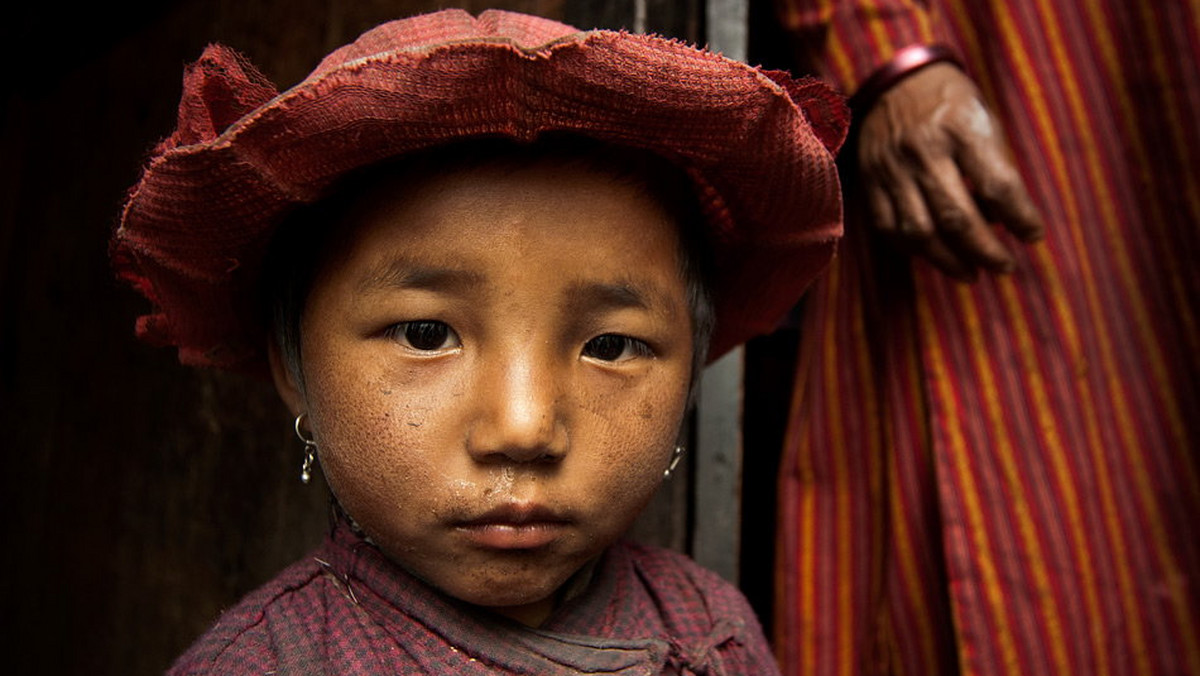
[863,178,898,235]
[954,116,1046,242]
[916,154,1016,272]
[865,156,978,280]
[871,153,937,245]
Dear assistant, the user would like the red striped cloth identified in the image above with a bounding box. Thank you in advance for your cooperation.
[772,2,1200,676]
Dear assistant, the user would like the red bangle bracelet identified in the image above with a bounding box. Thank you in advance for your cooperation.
[848,44,963,119]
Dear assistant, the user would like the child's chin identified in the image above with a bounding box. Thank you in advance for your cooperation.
[452,571,569,608]
[452,580,565,626]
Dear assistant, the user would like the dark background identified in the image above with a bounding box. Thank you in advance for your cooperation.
[1,2,802,673]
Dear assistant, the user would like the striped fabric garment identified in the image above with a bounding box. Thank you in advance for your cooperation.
[771,1,1200,675]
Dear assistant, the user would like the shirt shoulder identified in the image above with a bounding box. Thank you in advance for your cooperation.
[618,541,749,621]
[614,541,782,675]
[164,551,355,675]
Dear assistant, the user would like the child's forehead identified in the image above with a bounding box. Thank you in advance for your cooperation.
[340,137,692,207]
[307,157,691,321]
[334,155,684,266]
[317,142,690,257]
[351,149,674,220]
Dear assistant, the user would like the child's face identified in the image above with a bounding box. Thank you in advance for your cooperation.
[274,160,695,625]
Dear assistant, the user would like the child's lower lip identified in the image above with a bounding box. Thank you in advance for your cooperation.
[456,522,566,549]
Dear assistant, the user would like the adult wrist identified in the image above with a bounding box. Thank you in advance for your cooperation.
[848,44,964,119]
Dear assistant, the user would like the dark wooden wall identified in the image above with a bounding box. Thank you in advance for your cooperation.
[0,2,723,675]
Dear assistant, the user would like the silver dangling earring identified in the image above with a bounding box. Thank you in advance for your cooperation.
[294,413,317,485]
[664,444,685,480]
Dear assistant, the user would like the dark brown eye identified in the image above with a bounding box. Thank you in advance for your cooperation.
[386,321,460,351]
[582,334,650,362]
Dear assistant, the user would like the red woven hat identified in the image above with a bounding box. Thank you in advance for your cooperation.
[113,9,847,372]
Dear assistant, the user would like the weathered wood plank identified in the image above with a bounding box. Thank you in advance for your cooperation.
[693,347,746,582]
[689,0,749,585]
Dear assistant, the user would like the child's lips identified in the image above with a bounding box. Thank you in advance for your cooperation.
[454,504,570,550]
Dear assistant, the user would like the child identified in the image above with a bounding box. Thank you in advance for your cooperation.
[113,9,846,674]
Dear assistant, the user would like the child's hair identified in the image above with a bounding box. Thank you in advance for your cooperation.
[261,134,716,389]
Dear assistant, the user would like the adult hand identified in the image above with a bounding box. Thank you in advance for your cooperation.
[857,62,1044,280]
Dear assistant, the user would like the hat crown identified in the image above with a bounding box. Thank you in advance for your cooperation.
[311,9,581,79]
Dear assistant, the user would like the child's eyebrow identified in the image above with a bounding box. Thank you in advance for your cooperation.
[356,260,484,295]
[563,280,669,314]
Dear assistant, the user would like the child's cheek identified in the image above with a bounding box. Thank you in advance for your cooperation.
[305,378,420,487]
[575,382,687,499]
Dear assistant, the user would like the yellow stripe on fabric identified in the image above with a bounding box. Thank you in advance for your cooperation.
[801,477,820,676]
[777,250,814,676]
[783,0,860,93]
[861,0,898,60]
[969,0,1177,669]
[890,320,943,676]
[915,290,1022,676]
[1135,1,1200,244]
[768,0,825,32]
[1128,3,1200,660]
[1080,0,1200,423]
[1028,0,1200,665]
[1033,0,1195,489]
[875,602,904,676]
[864,0,937,44]
[955,280,1072,676]
[848,255,887,676]
[1087,0,1200,504]
[1071,3,1200,671]
[801,263,845,676]
[1020,225,1147,671]
[798,477,818,676]
[951,9,1111,672]
[828,265,854,676]
[1027,295,1148,676]
[1130,0,1200,503]
[980,2,1152,671]
[936,5,1092,675]
[940,1,1085,367]
[777,0,836,31]
[889,459,942,674]
[777,263,824,676]
[826,1,937,95]
[910,0,935,43]
[947,0,1120,612]
[798,479,817,676]
[995,275,1110,676]
[1030,0,1180,490]
[826,25,861,93]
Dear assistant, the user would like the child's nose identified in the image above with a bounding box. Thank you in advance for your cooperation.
[466,358,566,464]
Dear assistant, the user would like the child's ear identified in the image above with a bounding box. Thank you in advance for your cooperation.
[267,341,306,416]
